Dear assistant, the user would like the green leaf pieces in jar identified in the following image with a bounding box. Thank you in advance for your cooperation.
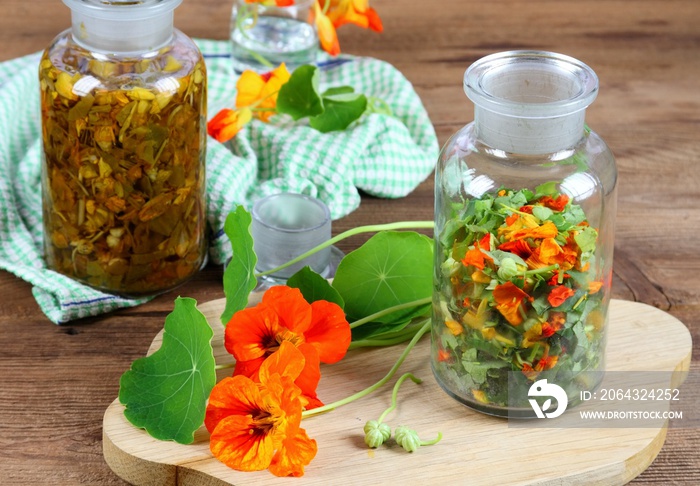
[433,187,608,409]
[118,297,216,444]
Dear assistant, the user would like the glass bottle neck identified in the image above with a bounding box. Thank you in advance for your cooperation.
[464,51,598,156]
[474,107,587,155]
[64,0,181,55]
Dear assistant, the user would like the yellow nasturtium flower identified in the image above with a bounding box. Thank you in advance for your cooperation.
[235,63,291,122]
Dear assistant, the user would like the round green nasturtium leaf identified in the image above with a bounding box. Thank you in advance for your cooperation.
[118,297,216,444]
[276,65,324,120]
[332,231,433,324]
[309,92,367,133]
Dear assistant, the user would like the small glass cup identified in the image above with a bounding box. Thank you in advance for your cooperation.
[230,0,318,73]
[251,193,340,287]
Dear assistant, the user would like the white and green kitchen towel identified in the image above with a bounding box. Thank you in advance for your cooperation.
[0,39,438,323]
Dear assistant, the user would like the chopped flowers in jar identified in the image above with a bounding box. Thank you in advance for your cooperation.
[39,37,207,296]
[432,185,609,411]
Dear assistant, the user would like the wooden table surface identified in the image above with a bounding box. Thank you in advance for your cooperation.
[0,0,698,484]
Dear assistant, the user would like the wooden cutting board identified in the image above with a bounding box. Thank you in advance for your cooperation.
[103,298,692,485]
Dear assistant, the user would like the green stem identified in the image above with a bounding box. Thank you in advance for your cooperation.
[377,373,422,424]
[523,264,559,276]
[235,5,274,69]
[349,325,423,349]
[349,296,432,329]
[421,431,443,446]
[247,50,274,69]
[301,319,431,419]
[215,362,235,371]
[254,221,434,278]
[498,203,532,217]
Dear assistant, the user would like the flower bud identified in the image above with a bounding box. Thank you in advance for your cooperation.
[363,420,391,448]
[497,257,519,280]
[394,425,421,453]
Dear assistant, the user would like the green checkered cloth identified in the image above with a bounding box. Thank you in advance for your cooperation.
[0,39,438,324]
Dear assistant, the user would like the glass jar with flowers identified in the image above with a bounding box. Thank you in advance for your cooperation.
[431,51,618,417]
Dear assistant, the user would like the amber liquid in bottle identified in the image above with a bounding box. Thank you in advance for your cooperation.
[39,30,207,296]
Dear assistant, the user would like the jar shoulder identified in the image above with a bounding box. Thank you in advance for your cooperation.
[41,29,204,90]
[437,125,617,188]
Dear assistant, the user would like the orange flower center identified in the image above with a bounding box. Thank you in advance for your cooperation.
[250,409,283,436]
[262,329,305,357]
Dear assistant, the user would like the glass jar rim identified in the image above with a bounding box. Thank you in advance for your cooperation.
[464,51,599,119]
[252,193,331,234]
[62,0,182,20]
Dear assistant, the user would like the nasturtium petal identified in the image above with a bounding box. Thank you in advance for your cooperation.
[210,414,275,471]
[118,297,216,444]
[221,206,258,325]
[331,231,433,324]
[306,300,351,363]
[260,285,312,333]
[259,341,306,384]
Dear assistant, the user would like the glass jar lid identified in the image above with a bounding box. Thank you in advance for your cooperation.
[63,0,183,54]
[464,50,598,119]
[464,51,599,154]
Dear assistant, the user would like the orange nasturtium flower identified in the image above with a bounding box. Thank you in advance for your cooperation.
[437,349,452,362]
[327,0,383,32]
[498,239,532,259]
[498,212,539,241]
[509,221,559,242]
[461,234,492,270]
[492,281,532,326]
[547,285,576,307]
[205,341,318,477]
[588,280,604,294]
[536,354,559,371]
[207,107,253,143]
[525,237,577,271]
[225,285,351,409]
[521,354,559,379]
[313,0,382,55]
[206,63,291,143]
[538,194,570,212]
[313,1,341,55]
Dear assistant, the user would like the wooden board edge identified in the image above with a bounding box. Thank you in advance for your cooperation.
[103,403,178,486]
